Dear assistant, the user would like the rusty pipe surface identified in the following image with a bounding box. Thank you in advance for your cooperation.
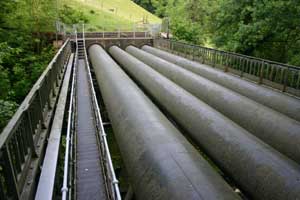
[142,45,300,122]
[109,45,300,200]
[88,44,240,200]
[126,45,300,164]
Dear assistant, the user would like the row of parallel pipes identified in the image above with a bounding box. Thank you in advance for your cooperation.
[88,44,240,200]
[88,44,300,200]
[142,45,300,122]
[126,45,300,164]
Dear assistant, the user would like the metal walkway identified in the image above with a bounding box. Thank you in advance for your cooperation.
[75,59,108,200]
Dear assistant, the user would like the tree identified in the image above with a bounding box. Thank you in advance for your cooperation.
[162,0,208,44]
[143,0,300,65]
[132,0,156,13]
[0,100,18,132]
[211,0,300,64]
[0,0,57,130]
[59,5,89,25]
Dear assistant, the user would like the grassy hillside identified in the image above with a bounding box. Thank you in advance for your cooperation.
[65,0,161,31]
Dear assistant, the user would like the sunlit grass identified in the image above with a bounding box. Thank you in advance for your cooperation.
[65,0,161,31]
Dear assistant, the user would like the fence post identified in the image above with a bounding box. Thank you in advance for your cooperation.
[224,53,229,72]
[259,61,264,84]
[133,23,136,39]
[37,89,46,128]
[282,67,288,92]
[192,45,195,61]
[26,110,37,157]
[241,59,246,78]
[213,50,216,68]
[2,146,20,199]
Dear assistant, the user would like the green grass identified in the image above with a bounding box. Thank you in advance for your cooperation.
[65,0,161,31]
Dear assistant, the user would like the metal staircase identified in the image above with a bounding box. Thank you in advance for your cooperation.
[77,39,85,59]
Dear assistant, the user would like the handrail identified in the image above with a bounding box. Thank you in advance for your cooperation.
[170,39,300,70]
[82,24,121,200]
[61,28,77,200]
[154,39,300,96]
[73,31,151,39]
[0,38,70,148]
[0,38,71,199]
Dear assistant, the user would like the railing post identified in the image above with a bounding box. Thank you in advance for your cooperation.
[282,67,288,92]
[239,59,243,77]
[83,23,85,39]
[25,110,37,157]
[133,23,136,39]
[46,72,52,109]
[224,53,229,72]
[225,53,229,68]
[37,89,46,128]
[259,61,264,84]
[192,45,195,61]
[2,146,20,199]
[213,50,216,68]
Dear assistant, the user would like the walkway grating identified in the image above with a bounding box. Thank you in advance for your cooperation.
[76,59,107,200]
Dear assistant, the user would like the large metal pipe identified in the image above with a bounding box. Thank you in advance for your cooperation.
[126,46,300,164]
[109,46,300,200]
[142,45,300,122]
[88,44,240,200]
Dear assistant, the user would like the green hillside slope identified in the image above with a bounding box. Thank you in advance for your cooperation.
[65,0,161,31]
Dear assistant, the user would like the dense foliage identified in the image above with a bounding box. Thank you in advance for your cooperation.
[0,1,89,131]
[1,0,299,131]
[132,0,157,13]
[59,5,89,25]
[212,0,300,65]
[134,0,300,66]
[0,1,53,131]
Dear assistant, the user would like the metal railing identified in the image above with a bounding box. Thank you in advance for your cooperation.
[82,24,121,200]
[154,39,300,97]
[61,28,77,200]
[73,31,151,39]
[0,39,71,199]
